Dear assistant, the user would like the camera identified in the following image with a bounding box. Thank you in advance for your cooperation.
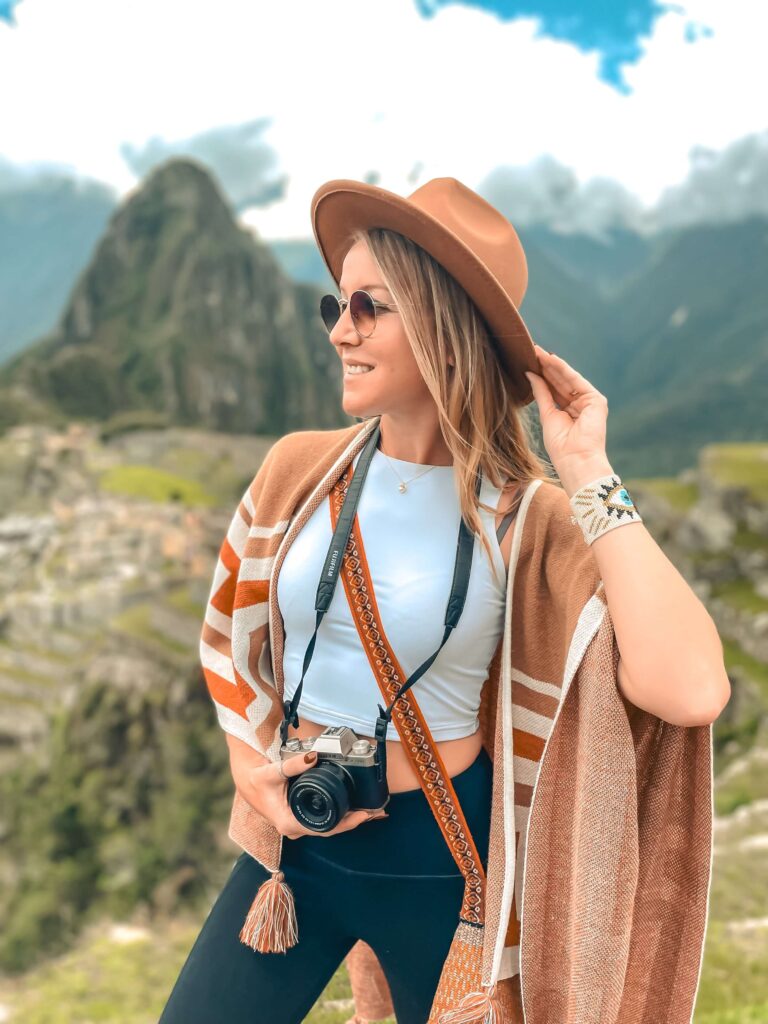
[280,725,390,833]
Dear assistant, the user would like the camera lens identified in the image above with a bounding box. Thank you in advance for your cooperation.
[288,761,352,832]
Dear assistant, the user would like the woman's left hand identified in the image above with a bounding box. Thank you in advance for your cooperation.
[524,343,609,475]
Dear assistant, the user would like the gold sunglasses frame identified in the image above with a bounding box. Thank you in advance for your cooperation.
[320,289,399,339]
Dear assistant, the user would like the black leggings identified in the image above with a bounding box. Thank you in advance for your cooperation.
[158,745,493,1024]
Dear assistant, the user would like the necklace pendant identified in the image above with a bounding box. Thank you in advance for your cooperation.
[399,482,407,493]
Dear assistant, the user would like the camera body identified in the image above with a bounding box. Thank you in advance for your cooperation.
[280,725,390,833]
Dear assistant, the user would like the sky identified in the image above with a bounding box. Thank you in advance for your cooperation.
[1,0,767,240]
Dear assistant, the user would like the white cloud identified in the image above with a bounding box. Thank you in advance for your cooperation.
[0,0,767,239]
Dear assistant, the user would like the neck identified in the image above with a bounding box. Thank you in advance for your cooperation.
[376,413,453,466]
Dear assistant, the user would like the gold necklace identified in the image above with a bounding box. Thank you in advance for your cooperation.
[377,443,439,493]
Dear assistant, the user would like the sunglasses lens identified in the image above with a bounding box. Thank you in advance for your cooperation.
[320,294,340,333]
[320,290,377,336]
[350,291,376,336]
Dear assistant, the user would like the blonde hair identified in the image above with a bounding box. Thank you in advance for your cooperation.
[349,226,559,588]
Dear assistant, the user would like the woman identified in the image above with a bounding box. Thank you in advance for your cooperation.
[160,178,724,1024]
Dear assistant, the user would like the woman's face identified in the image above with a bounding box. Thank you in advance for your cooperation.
[328,239,435,419]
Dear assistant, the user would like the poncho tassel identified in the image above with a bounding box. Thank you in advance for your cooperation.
[436,982,504,1024]
[238,869,298,953]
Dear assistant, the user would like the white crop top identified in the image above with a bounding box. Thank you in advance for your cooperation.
[276,447,508,742]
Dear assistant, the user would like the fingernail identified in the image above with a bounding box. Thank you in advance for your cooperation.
[303,751,317,763]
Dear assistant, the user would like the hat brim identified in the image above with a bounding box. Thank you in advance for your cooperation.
[310,178,537,407]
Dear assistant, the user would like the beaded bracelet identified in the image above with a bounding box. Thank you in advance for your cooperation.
[568,473,642,546]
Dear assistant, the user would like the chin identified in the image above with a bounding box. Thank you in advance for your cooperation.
[341,393,380,419]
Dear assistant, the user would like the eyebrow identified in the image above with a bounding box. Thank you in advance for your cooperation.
[339,283,391,297]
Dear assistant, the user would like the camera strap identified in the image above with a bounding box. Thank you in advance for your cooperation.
[327,446,489,921]
[278,419,480,771]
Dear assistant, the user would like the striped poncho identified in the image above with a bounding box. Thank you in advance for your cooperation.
[199,413,714,1023]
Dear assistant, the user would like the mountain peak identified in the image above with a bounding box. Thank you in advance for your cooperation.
[118,156,237,241]
[0,159,346,435]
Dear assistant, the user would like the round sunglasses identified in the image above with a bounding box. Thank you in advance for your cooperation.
[320,289,399,339]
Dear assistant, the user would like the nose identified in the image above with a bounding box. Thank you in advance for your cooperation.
[329,300,362,351]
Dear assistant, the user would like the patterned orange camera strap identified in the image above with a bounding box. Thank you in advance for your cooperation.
[329,461,486,926]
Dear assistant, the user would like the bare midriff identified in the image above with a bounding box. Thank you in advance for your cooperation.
[286,717,483,791]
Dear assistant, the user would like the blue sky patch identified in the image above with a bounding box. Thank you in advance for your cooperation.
[0,0,23,25]
[414,1,712,93]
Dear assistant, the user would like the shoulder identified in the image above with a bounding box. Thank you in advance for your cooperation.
[495,477,573,571]
[271,422,363,462]
[528,477,574,526]
[502,476,574,537]
[245,422,365,502]
[518,478,602,597]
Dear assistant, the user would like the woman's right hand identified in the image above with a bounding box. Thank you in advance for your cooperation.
[243,750,389,840]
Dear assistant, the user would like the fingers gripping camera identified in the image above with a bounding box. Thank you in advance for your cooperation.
[280,726,390,833]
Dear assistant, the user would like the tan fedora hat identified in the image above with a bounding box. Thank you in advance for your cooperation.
[310,176,541,406]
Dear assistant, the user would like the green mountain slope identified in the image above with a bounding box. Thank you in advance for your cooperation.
[0,159,348,437]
